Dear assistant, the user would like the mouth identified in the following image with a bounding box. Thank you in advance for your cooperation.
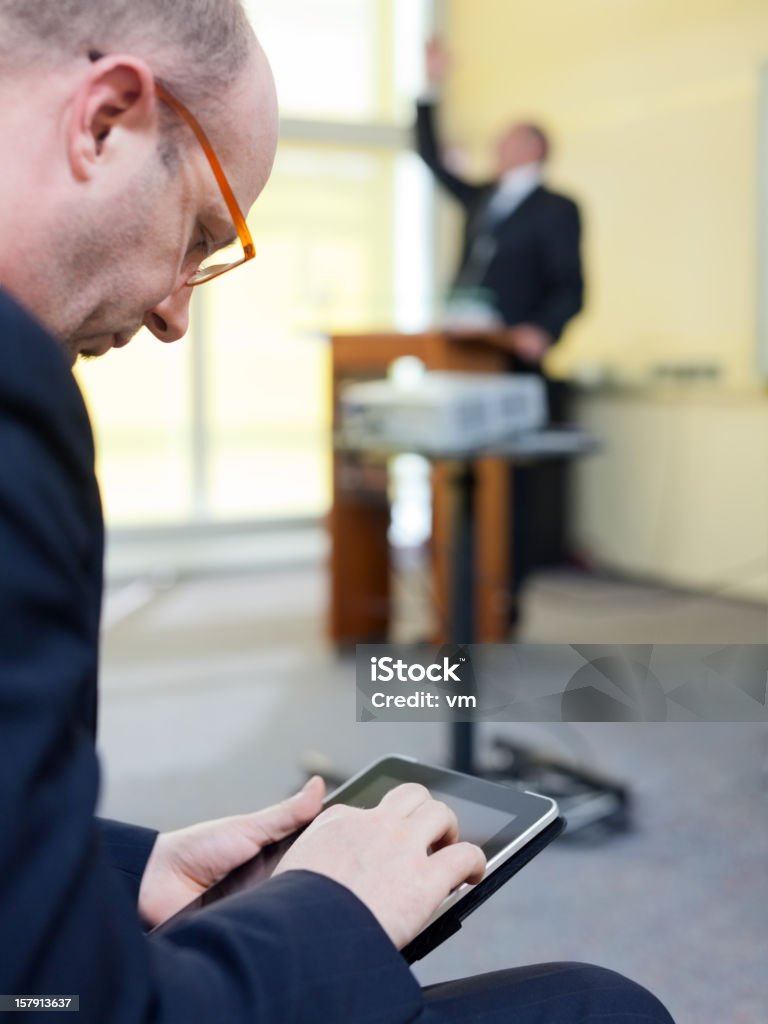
[76,334,128,361]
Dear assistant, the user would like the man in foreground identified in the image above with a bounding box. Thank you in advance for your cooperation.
[0,2,674,1021]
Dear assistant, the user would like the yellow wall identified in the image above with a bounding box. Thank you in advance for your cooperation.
[574,394,768,603]
[443,0,768,601]
[444,0,768,385]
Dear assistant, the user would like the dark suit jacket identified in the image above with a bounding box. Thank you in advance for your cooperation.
[416,101,584,343]
[0,291,422,1023]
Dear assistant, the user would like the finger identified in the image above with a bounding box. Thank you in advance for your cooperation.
[241,776,326,847]
[429,842,487,892]
[409,800,460,850]
[377,782,432,816]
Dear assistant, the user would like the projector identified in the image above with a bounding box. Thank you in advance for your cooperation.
[339,371,547,453]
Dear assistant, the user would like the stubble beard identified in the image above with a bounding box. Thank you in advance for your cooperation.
[45,157,169,362]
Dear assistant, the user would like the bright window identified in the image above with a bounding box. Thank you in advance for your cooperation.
[77,0,434,528]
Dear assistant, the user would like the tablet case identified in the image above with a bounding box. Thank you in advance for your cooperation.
[401,816,566,964]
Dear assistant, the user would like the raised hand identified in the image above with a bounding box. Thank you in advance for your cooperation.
[425,35,451,89]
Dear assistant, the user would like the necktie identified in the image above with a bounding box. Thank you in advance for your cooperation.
[454,192,501,290]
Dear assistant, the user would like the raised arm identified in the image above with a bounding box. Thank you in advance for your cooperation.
[415,37,487,206]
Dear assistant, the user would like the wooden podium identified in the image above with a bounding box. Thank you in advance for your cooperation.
[328,330,514,646]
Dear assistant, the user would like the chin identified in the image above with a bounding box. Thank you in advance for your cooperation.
[76,337,116,361]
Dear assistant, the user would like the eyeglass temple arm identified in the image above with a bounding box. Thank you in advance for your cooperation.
[154,83,254,258]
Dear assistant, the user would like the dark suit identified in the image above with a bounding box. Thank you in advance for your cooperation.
[0,291,422,1023]
[415,101,583,340]
[0,291,672,1023]
[416,101,584,590]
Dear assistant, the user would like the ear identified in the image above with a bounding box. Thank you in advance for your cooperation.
[68,55,158,181]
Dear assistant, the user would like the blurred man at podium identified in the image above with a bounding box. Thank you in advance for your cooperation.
[415,38,585,615]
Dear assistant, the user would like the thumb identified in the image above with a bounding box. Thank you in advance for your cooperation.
[243,775,326,847]
[292,774,326,813]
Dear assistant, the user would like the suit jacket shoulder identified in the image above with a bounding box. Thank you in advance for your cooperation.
[0,291,97,484]
[523,186,581,221]
[0,290,103,735]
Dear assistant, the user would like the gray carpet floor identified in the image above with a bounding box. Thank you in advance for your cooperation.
[98,567,768,1024]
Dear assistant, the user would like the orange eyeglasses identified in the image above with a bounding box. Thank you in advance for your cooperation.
[154,83,256,286]
[87,51,255,286]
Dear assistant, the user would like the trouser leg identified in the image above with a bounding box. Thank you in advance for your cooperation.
[420,961,675,1024]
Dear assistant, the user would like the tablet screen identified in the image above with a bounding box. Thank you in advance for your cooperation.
[330,773,515,849]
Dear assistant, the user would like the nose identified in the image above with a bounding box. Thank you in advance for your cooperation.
[143,285,193,343]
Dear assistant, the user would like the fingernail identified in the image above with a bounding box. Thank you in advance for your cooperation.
[301,775,320,793]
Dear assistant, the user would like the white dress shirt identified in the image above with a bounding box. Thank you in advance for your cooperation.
[485,162,544,222]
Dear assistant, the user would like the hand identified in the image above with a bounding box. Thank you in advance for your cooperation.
[425,36,451,89]
[138,775,326,927]
[274,783,486,950]
[503,323,553,365]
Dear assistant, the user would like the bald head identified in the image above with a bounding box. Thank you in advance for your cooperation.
[0,0,278,361]
[0,0,254,122]
[495,122,550,175]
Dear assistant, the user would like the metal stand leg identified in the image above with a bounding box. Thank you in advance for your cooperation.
[449,463,477,775]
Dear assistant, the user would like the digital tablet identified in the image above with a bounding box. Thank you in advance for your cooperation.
[153,755,563,962]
